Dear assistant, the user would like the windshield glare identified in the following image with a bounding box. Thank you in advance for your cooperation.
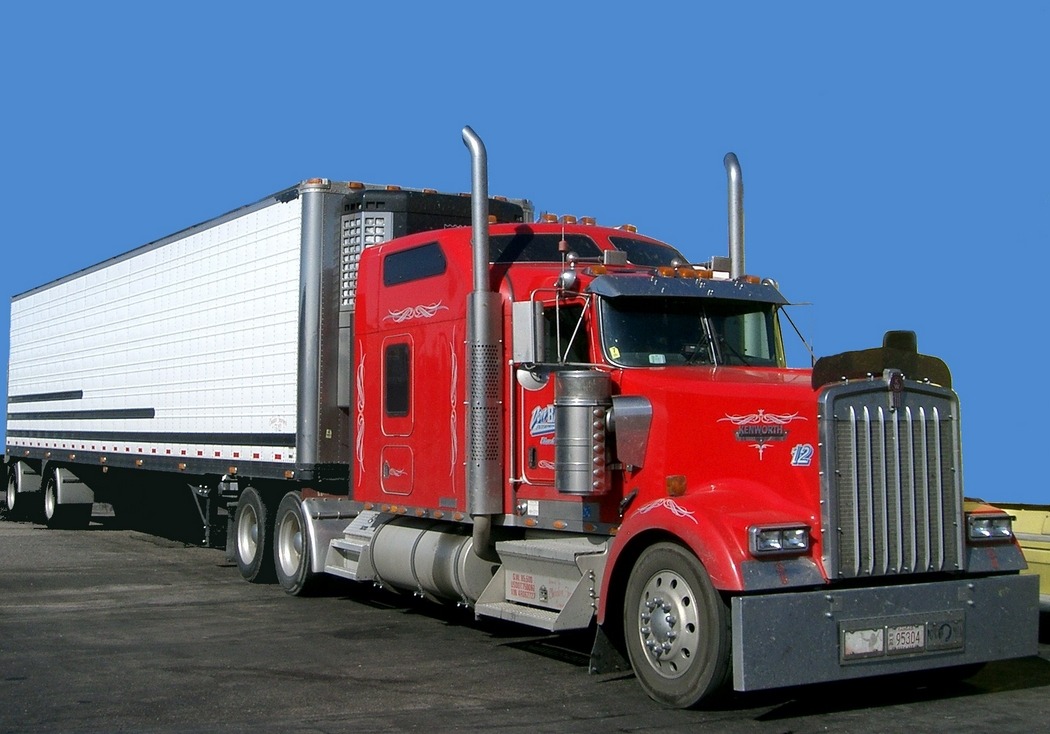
[600,297,782,367]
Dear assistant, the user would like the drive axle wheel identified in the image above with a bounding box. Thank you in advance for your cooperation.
[623,543,731,708]
[274,492,321,596]
[234,487,276,583]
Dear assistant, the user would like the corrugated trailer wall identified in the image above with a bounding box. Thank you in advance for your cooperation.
[6,195,303,476]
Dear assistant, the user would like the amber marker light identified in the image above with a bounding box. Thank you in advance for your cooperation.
[560,215,577,224]
[666,475,687,496]
[540,212,559,223]
[581,216,596,225]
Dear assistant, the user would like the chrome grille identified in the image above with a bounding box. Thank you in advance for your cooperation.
[821,378,964,579]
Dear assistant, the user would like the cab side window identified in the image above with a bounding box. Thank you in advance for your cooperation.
[385,342,410,417]
[544,304,589,363]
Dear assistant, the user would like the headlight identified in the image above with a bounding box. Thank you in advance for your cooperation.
[749,525,810,556]
[967,513,1014,542]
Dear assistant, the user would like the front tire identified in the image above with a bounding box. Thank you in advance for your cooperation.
[234,487,275,583]
[274,492,321,596]
[623,542,732,708]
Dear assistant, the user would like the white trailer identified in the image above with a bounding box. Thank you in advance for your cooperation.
[4,179,529,534]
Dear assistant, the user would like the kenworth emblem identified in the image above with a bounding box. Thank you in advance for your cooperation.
[718,409,807,460]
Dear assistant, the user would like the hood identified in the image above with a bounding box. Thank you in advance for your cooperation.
[615,365,823,527]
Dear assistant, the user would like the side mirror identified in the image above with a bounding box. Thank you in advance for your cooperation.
[512,301,545,364]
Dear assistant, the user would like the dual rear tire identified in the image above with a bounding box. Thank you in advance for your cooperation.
[233,488,319,595]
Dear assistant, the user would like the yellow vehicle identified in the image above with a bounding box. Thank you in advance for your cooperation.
[997,503,1050,612]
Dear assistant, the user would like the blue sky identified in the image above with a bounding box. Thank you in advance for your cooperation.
[2,2,1047,504]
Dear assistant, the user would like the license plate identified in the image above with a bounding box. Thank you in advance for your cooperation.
[887,624,925,653]
[841,616,963,663]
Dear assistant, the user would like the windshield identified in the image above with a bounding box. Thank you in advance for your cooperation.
[599,297,783,367]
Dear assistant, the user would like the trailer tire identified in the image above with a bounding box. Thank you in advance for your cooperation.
[274,492,322,596]
[4,465,18,517]
[5,462,39,520]
[623,542,731,708]
[234,487,276,583]
[42,470,92,530]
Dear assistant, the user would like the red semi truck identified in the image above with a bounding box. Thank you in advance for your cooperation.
[3,128,1039,707]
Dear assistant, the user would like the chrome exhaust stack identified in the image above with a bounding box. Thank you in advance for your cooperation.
[724,152,745,279]
[461,126,503,561]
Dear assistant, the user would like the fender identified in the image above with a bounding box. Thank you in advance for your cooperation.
[42,463,96,506]
[599,491,746,624]
[597,480,826,623]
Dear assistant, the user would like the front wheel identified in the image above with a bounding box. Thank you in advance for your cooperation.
[623,542,732,708]
[274,492,321,596]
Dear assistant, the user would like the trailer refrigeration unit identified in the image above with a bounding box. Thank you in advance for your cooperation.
[3,128,1039,707]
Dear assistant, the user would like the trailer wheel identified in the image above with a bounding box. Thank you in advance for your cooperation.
[42,471,91,530]
[4,465,18,517]
[4,462,38,520]
[274,492,321,596]
[234,487,276,583]
[623,542,731,708]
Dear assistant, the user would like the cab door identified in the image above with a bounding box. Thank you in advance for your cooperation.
[516,300,591,487]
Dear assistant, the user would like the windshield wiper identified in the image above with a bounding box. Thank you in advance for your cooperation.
[714,333,753,366]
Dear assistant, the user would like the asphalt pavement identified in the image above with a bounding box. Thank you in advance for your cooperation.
[1,510,1048,733]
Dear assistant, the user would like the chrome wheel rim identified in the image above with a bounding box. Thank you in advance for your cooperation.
[276,510,303,577]
[634,568,701,680]
[237,503,259,562]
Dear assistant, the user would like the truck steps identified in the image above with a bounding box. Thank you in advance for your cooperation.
[474,537,608,632]
[323,511,381,582]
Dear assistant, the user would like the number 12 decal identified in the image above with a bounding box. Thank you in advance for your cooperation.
[790,443,814,467]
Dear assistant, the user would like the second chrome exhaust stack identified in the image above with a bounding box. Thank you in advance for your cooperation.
[724,152,745,279]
